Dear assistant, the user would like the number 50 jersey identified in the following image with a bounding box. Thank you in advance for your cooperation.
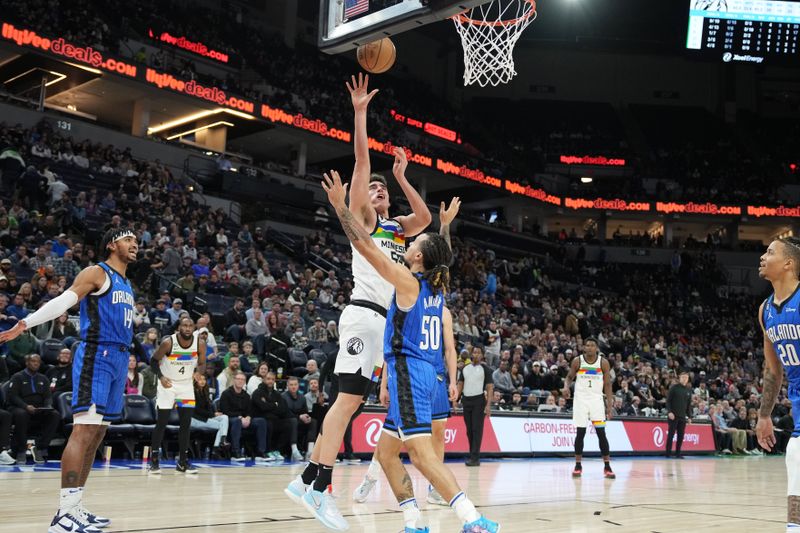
[384,274,443,366]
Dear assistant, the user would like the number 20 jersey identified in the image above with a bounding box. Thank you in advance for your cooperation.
[762,289,800,436]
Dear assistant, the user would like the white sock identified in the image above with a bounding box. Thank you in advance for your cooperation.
[292,444,300,454]
[307,442,315,456]
[366,457,381,480]
[59,487,82,514]
[451,491,481,524]
[399,498,421,528]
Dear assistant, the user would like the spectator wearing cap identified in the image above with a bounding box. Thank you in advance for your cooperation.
[167,298,183,325]
[133,299,151,331]
[524,360,545,392]
[149,299,171,335]
[541,364,564,393]
[192,256,211,278]
[51,233,69,257]
[307,317,328,343]
[46,348,73,395]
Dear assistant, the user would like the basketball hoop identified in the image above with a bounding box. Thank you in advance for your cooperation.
[451,0,537,87]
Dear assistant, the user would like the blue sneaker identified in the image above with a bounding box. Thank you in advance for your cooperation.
[284,475,308,505]
[301,488,349,531]
[462,516,500,533]
[75,505,111,528]
[405,527,430,532]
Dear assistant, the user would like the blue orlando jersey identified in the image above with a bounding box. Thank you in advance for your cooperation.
[79,262,135,346]
[384,274,444,367]
[762,287,800,437]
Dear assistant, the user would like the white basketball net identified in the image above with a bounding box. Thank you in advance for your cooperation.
[452,0,537,87]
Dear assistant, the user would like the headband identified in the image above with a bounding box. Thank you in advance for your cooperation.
[109,229,135,243]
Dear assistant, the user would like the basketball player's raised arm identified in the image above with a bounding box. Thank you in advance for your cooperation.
[602,357,613,420]
[438,197,461,250]
[442,307,458,401]
[757,301,783,451]
[562,357,580,400]
[0,265,106,343]
[323,170,418,301]
[391,147,432,238]
[346,73,378,226]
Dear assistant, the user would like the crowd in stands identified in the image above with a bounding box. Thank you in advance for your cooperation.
[3,0,797,207]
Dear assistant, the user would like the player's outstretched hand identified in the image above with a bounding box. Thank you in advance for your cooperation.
[440,197,461,226]
[322,170,348,209]
[391,147,408,181]
[756,416,776,451]
[0,321,27,344]
[346,73,379,113]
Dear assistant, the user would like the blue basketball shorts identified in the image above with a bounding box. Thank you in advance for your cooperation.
[383,355,435,440]
[72,342,130,421]
[432,374,451,421]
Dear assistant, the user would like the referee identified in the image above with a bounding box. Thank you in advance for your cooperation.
[457,348,493,467]
[666,370,693,458]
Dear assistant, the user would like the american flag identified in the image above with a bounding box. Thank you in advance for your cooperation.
[345,0,369,18]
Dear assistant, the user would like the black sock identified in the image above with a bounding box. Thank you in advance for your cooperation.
[313,464,333,492]
[178,408,194,463]
[575,461,582,468]
[604,461,611,469]
[301,461,319,485]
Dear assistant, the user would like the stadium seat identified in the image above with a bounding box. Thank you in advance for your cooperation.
[289,348,308,367]
[41,339,67,366]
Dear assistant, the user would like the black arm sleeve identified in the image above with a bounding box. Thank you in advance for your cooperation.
[666,385,676,413]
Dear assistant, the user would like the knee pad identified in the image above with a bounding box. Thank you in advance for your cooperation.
[575,427,587,455]
[595,426,610,456]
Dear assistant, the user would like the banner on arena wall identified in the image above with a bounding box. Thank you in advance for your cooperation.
[4,21,800,219]
[346,413,715,454]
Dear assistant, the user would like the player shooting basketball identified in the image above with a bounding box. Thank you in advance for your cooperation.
[322,169,499,533]
[284,73,432,531]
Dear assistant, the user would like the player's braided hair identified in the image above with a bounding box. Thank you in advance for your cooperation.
[779,236,800,279]
[418,232,453,295]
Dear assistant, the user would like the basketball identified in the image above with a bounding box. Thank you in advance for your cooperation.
[356,37,396,74]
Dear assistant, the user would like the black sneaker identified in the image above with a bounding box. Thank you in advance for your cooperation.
[148,452,161,474]
[465,458,481,467]
[176,460,198,474]
[30,446,46,464]
[604,466,616,479]
[572,464,582,478]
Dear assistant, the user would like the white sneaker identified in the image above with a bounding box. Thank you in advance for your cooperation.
[271,451,284,462]
[284,474,309,505]
[74,505,111,528]
[721,449,732,454]
[291,450,304,462]
[426,487,448,506]
[302,489,350,531]
[352,476,377,503]
[49,511,104,533]
[0,450,14,465]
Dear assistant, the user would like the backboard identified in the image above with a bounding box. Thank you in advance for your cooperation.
[319,0,489,54]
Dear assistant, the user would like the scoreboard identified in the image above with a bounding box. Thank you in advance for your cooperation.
[686,0,800,63]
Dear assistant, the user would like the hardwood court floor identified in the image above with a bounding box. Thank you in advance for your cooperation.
[0,455,788,533]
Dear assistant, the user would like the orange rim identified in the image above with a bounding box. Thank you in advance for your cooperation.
[453,0,536,27]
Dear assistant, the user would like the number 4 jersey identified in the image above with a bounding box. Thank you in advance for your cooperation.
[384,274,443,366]
[156,333,199,409]
[762,291,800,436]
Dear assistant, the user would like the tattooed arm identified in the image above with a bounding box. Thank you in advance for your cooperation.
[756,301,783,451]
[322,170,418,306]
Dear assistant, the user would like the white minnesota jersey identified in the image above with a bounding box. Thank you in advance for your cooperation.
[574,355,604,399]
[159,333,199,382]
[350,216,406,310]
